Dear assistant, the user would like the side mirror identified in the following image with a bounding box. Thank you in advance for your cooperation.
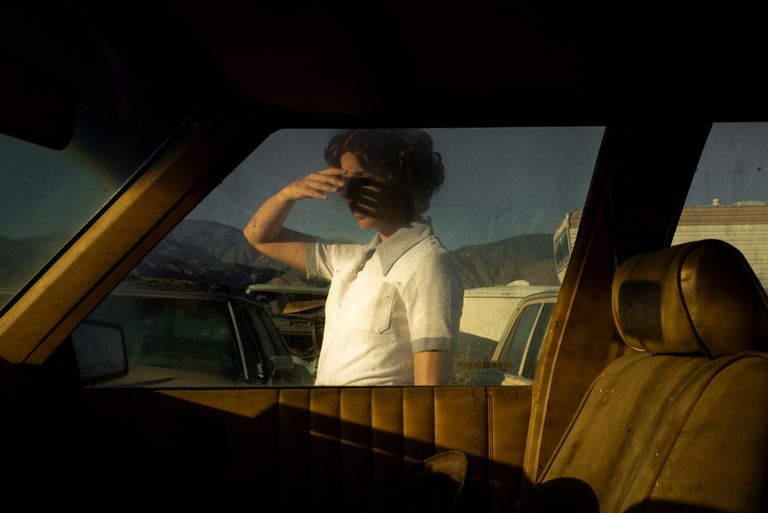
[71,320,129,385]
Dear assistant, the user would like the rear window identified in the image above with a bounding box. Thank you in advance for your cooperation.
[675,122,768,287]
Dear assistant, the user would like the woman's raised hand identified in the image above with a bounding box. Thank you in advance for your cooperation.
[279,168,347,201]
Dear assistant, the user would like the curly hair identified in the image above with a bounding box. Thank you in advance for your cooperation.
[324,129,445,221]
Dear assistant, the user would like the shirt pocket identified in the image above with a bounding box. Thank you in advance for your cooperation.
[346,281,397,334]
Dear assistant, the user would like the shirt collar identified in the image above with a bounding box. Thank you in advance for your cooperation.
[362,218,433,276]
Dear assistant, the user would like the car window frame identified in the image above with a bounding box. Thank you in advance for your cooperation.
[225,300,251,383]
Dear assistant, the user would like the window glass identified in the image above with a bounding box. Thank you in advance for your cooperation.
[0,6,200,313]
[73,127,602,387]
[554,228,571,272]
[257,308,290,356]
[81,293,242,387]
[551,209,582,284]
[676,122,768,287]
[232,305,261,381]
[498,304,541,375]
[247,285,327,362]
[522,302,555,379]
[551,123,768,292]
[0,122,187,313]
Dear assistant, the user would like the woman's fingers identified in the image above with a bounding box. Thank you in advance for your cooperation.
[317,167,348,177]
[283,168,347,201]
[305,173,345,192]
[313,168,347,192]
[301,187,330,200]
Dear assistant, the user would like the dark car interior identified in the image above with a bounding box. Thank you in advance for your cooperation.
[2,2,767,511]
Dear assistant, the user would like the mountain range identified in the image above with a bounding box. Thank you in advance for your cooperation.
[0,219,560,294]
[134,219,560,290]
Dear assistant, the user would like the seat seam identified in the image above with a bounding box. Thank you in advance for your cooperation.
[488,387,496,512]
[401,387,406,466]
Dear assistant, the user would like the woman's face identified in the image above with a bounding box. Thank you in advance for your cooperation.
[338,151,408,235]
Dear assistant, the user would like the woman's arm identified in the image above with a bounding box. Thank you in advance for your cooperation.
[243,168,346,271]
[413,350,452,385]
[406,253,464,386]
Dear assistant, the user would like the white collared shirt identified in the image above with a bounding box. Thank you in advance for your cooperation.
[306,219,464,386]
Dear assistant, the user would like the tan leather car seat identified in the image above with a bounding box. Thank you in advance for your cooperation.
[525,239,768,513]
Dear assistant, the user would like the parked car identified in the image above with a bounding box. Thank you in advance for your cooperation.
[2,4,767,512]
[455,289,559,385]
[244,283,328,372]
[456,283,558,362]
[68,278,315,387]
[489,290,559,385]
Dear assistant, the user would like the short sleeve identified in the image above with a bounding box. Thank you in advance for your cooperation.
[401,253,464,353]
[306,242,362,280]
[306,242,330,280]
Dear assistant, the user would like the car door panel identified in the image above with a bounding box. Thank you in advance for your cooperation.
[68,385,531,511]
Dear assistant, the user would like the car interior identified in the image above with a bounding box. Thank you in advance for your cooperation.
[1,2,767,512]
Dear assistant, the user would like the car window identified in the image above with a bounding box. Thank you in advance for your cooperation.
[255,307,290,357]
[245,306,279,360]
[69,127,602,387]
[0,126,188,315]
[81,294,243,387]
[0,11,210,314]
[231,305,262,381]
[553,227,571,275]
[497,303,541,375]
[521,302,555,379]
[552,124,768,291]
[674,122,768,286]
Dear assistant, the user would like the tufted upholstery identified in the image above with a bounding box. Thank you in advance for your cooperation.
[527,240,768,513]
[127,385,532,512]
[277,386,530,512]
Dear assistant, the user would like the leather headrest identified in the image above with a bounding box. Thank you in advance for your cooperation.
[612,239,768,357]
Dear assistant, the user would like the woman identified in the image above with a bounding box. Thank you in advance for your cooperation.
[243,129,463,385]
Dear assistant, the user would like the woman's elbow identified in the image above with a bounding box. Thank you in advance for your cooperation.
[243,226,267,251]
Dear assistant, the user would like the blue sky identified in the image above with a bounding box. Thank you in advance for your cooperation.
[3,123,768,250]
[186,123,768,250]
[186,127,605,250]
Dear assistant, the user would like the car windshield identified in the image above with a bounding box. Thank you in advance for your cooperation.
[0,123,187,314]
[0,9,197,314]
